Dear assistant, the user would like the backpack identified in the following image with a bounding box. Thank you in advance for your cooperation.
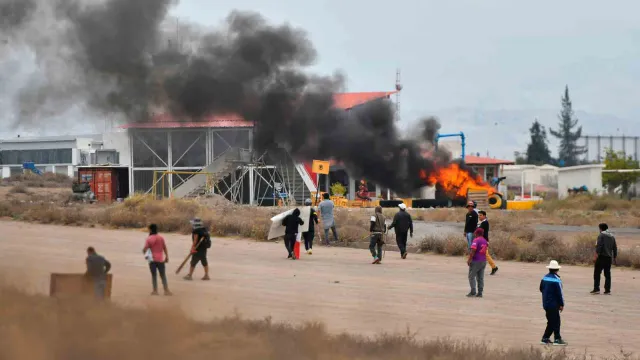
[203,230,212,249]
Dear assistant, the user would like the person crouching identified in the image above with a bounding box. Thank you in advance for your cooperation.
[282,208,304,260]
[369,206,386,264]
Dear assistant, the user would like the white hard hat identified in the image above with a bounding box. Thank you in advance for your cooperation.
[546,260,561,270]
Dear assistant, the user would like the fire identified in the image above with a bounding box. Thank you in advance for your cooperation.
[419,163,495,198]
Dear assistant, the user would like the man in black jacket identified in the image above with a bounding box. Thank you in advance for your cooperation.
[282,208,304,260]
[302,199,318,255]
[477,211,498,275]
[591,223,617,295]
[388,203,413,259]
[464,201,478,250]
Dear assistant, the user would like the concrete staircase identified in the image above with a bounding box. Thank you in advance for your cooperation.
[172,148,246,199]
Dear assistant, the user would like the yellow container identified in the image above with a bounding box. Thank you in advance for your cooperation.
[506,200,541,210]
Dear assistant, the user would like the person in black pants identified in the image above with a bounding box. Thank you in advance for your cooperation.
[388,203,413,259]
[282,208,304,260]
[302,199,318,255]
[591,223,617,295]
[539,260,567,346]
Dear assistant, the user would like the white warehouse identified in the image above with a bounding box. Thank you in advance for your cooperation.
[0,134,119,178]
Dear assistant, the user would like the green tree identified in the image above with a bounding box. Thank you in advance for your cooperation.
[602,148,640,195]
[550,86,586,166]
[525,120,552,165]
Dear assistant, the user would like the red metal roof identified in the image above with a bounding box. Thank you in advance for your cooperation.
[333,91,398,109]
[121,114,252,129]
[465,155,515,165]
[122,91,398,129]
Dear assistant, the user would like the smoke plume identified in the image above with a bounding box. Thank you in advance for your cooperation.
[0,0,455,195]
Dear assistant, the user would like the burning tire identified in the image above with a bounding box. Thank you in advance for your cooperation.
[488,194,503,209]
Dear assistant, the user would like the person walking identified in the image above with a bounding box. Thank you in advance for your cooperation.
[318,193,339,244]
[466,228,488,298]
[464,201,478,250]
[388,203,413,259]
[184,218,212,281]
[282,208,304,259]
[591,223,617,295]
[302,199,318,255]
[142,224,172,295]
[477,210,499,275]
[369,206,387,264]
[85,247,111,300]
[540,260,568,346]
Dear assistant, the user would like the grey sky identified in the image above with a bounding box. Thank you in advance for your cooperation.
[173,0,639,158]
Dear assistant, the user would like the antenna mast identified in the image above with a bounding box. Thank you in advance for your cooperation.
[395,69,403,121]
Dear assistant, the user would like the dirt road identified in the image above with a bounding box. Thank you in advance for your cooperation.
[1,220,639,357]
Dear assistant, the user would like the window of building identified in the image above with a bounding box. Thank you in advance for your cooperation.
[0,149,73,165]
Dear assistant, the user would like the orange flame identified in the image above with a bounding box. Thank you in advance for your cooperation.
[419,163,495,198]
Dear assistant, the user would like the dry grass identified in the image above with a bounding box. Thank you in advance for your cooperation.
[1,193,370,244]
[420,231,640,269]
[0,283,633,360]
[1,172,73,188]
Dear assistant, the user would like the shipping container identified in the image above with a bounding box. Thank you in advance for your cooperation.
[49,273,113,299]
[77,166,129,203]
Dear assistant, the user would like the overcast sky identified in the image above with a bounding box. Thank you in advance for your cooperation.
[172,0,640,158]
[2,0,638,160]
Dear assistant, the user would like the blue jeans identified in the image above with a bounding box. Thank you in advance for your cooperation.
[465,233,474,249]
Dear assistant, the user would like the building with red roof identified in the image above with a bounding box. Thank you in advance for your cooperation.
[464,155,515,183]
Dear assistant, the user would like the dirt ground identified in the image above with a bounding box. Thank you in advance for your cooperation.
[1,220,639,358]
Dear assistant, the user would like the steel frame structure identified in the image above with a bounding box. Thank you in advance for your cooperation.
[128,127,308,205]
[128,127,252,195]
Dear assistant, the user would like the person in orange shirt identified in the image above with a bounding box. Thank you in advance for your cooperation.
[477,211,499,275]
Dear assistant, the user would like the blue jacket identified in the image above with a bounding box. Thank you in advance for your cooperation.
[540,272,564,310]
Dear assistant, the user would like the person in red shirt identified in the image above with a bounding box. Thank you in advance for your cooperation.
[142,224,172,296]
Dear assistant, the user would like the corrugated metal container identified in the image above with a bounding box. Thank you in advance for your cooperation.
[49,273,113,299]
[78,167,118,203]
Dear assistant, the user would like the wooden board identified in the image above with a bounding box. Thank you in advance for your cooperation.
[467,189,489,210]
[49,273,113,299]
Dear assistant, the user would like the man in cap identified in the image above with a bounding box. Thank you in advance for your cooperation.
[539,260,568,346]
[184,218,211,281]
[302,199,318,255]
[591,223,617,295]
[369,206,387,264]
[463,200,479,250]
[388,203,413,259]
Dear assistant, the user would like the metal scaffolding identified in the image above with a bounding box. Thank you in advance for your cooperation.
[129,127,308,205]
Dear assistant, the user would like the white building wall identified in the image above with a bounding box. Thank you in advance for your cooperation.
[502,164,559,187]
[557,164,605,199]
[102,131,131,166]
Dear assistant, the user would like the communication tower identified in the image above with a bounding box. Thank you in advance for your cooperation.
[395,69,403,121]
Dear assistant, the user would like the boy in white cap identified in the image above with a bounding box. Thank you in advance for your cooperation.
[388,203,413,259]
[539,260,568,346]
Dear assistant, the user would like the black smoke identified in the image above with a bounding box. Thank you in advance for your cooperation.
[1,0,454,195]
[0,0,36,31]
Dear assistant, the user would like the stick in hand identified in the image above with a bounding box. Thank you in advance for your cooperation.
[175,238,204,274]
